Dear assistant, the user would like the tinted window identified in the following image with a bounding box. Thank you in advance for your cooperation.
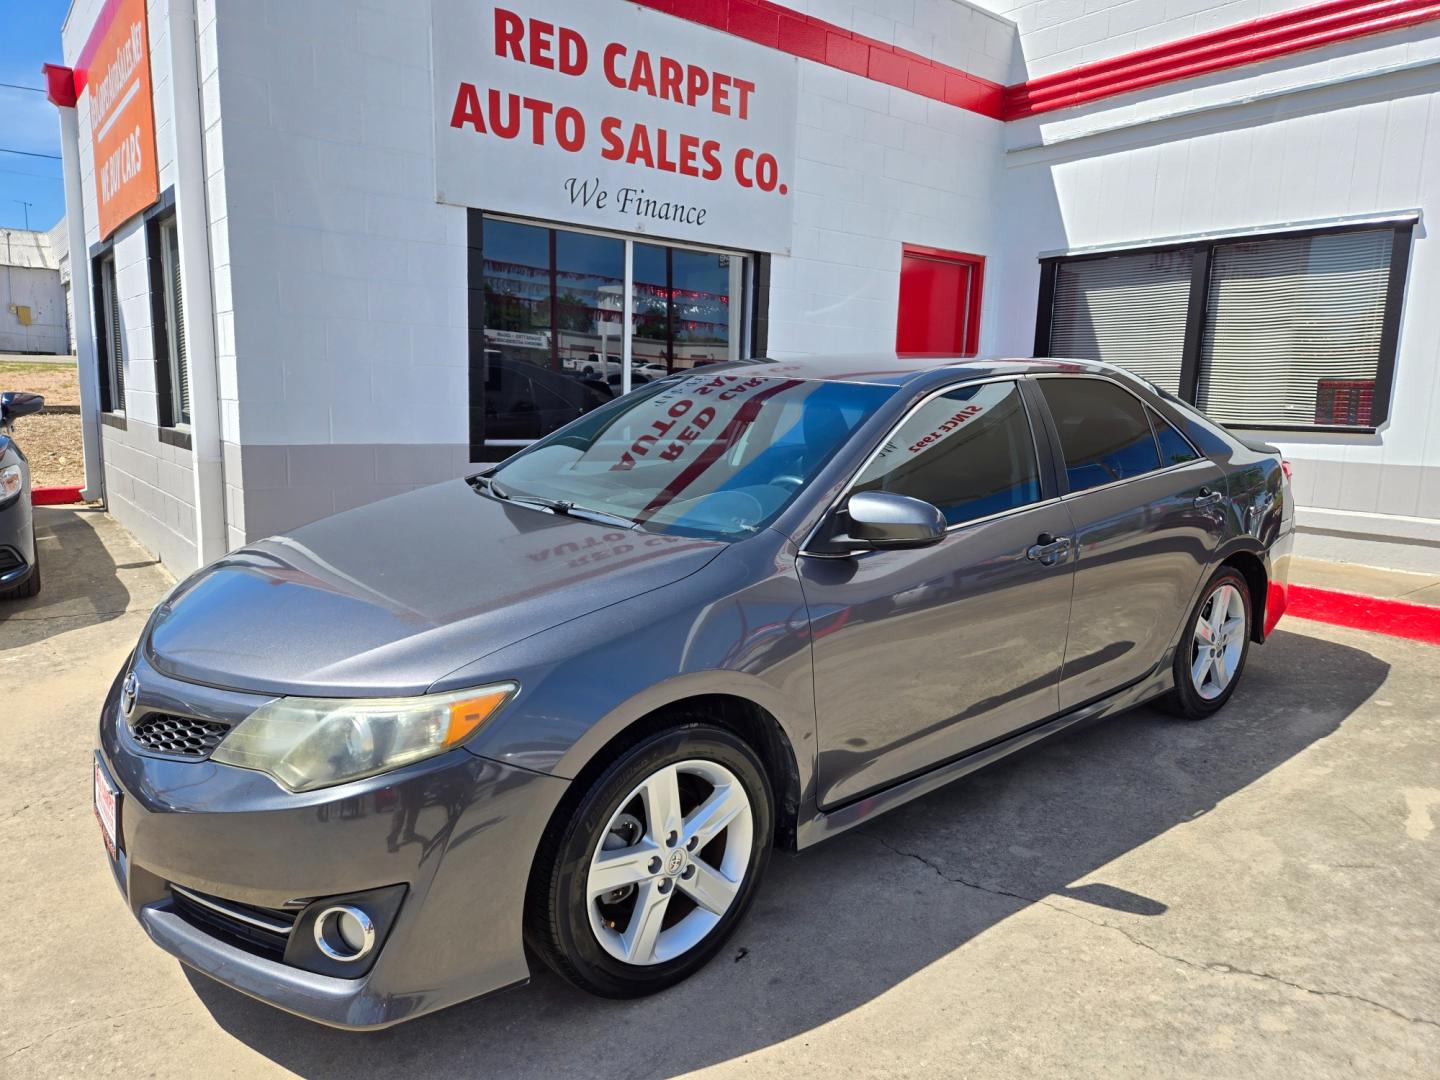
[1039,378,1161,493]
[1149,407,1200,465]
[854,381,1041,527]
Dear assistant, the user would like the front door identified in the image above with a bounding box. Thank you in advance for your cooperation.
[799,380,1075,808]
[1034,376,1228,710]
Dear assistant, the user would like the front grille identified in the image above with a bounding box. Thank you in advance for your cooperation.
[168,885,299,961]
[128,720,228,760]
[129,714,230,758]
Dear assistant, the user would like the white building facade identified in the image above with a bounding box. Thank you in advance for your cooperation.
[51,0,1440,574]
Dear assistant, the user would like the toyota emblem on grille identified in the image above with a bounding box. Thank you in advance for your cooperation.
[121,672,139,717]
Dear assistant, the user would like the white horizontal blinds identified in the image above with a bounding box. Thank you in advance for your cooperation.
[1049,250,1191,393]
[161,220,190,425]
[1197,229,1392,428]
[103,258,126,412]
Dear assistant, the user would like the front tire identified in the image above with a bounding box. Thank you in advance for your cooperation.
[1164,566,1251,719]
[526,724,772,998]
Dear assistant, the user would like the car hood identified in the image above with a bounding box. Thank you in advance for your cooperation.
[144,480,726,696]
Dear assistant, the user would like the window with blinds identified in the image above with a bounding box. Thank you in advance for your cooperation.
[1196,230,1391,428]
[1038,224,1408,431]
[157,217,191,426]
[98,255,126,413]
[1048,250,1192,394]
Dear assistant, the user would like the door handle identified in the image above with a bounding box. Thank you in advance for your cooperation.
[1026,533,1073,565]
[1193,488,1224,508]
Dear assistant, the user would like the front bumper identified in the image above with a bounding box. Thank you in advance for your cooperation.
[97,653,570,1029]
[0,483,35,588]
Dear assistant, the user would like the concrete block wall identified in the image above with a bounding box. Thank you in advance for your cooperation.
[208,0,473,541]
[768,1,1014,357]
[63,0,199,570]
[988,19,1440,564]
[204,0,1018,541]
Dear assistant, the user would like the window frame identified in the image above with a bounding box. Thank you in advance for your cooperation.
[90,246,126,422]
[800,376,1060,556]
[467,209,765,463]
[1033,220,1414,433]
[1029,373,1206,498]
[145,196,190,445]
[146,203,191,440]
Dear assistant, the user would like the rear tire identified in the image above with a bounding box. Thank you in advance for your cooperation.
[1163,566,1251,719]
[0,526,40,600]
[526,723,772,998]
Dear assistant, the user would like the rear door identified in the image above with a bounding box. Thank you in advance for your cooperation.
[800,379,1075,807]
[1032,375,1227,711]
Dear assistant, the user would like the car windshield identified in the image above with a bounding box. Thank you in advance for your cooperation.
[486,372,895,540]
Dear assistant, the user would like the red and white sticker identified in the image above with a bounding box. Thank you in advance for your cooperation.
[857,381,1012,484]
[94,760,119,859]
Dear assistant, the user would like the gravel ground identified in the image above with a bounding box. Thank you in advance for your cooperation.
[0,360,84,489]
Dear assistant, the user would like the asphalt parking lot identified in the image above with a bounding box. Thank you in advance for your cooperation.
[2,507,1437,1078]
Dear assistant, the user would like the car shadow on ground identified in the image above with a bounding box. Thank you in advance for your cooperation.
[0,507,139,651]
[187,628,1385,1078]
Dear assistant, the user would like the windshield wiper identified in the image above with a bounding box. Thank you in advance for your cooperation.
[468,475,638,530]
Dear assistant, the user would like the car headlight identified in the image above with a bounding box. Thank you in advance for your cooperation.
[210,683,517,792]
[0,464,22,501]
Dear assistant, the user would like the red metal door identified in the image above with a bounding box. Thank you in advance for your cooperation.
[896,245,984,356]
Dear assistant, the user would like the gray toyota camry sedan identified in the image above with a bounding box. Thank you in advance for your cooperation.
[96,355,1293,1028]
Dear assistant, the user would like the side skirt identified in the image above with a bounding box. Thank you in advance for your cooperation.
[794,669,1173,850]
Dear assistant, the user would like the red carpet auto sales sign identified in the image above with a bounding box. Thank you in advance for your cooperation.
[432,2,799,252]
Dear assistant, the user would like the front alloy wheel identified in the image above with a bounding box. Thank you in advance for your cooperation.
[587,760,753,966]
[527,723,772,997]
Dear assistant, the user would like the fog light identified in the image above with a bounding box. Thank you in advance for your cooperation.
[313,905,375,962]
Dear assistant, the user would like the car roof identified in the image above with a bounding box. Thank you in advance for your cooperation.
[725,354,1125,388]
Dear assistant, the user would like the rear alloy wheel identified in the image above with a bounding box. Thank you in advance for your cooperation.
[527,725,772,997]
[1164,567,1251,719]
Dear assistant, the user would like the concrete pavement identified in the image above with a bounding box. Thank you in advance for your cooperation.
[2,508,1437,1078]
[1291,555,1440,608]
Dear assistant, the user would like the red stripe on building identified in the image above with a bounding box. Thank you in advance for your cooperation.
[1003,0,1440,118]
[629,0,1007,119]
[1287,584,1440,646]
[631,0,1440,122]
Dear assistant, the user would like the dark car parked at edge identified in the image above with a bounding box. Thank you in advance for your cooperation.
[1,391,45,600]
[95,355,1293,1028]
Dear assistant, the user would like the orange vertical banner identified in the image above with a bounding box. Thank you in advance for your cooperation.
[78,0,159,239]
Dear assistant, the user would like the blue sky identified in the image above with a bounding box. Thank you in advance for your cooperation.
[0,1,74,231]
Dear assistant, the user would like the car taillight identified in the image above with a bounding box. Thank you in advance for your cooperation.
[1281,460,1293,483]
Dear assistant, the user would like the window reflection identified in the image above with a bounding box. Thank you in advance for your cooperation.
[480,218,748,450]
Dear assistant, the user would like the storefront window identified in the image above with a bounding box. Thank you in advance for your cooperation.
[632,242,671,379]
[476,216,752,453]
[1036,223,1411,431]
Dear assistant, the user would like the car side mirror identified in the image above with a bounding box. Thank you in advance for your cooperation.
[0,391,44,428]
[811,491,947,555]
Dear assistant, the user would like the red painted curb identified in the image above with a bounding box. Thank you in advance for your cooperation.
[31,486,84,506]
[1287,584,1440,645]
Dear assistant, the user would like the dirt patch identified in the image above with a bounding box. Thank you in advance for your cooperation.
[13,412,86,488]
[3,363,85,488]
[0,361,80,407]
